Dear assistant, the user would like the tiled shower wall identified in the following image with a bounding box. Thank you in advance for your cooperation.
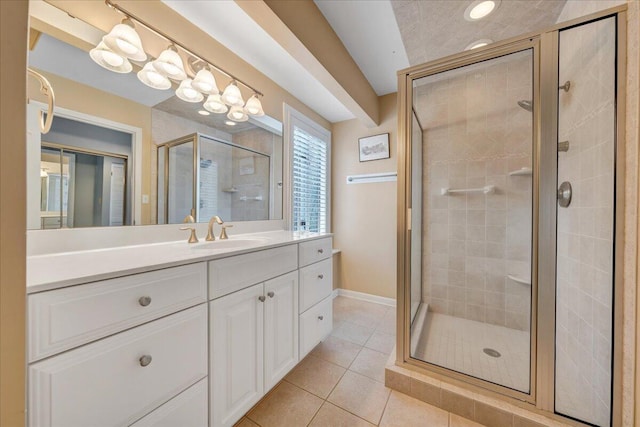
[555,17,615,427]
[415,51,533,331]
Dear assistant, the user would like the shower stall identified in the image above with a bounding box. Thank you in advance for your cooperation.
[397,8,625,427]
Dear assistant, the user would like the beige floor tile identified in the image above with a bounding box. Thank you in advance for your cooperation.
[309,402,375,427]
[450,413,485,427]
[234,418,259,427]
[331,320,375,345]
[379,391,449,427]
[327,370,391,425]
[247,381,323,427]
[375,309,397,335]
[365,330,396,354]
[285,355,346,398]
[349,347,388,383]
[311,335,363,368]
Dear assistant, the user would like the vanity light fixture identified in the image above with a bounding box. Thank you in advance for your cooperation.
[464,0,500,21]
[227,105,249,122]
[225,120,237,126]
[176,79,204,103]
[465,39,494,50]
[198,110,211,116]
[137,62,171,89]
[192,68,219,95]
[245,94,265,117]
[152,45,187,80]
[101,0,266,115]
[221,81,244,107]
[40,168,49,178]
[203,94,228,114]
[102,17,146,61]
[89,41,132,73]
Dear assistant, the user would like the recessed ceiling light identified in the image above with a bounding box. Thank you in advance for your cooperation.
[465,39,494,50]
[225,121,236,126]
[198,110,210,116]
[464,0,500,21]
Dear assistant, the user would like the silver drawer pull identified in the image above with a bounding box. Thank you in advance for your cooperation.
[318,315,324,321]
[267,291,275,298]
[139,355,152,367]
[138,296,152,307]
[258,295,266,302]
[317,248,324,254]
[317,274,324,280]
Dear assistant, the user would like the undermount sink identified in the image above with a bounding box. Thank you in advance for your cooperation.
[191,238,268,250]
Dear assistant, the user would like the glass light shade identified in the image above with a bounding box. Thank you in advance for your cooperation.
[40,169,48,178]
[176,79,204,103]
[227,105,249,122]
[245,95,264,116]
[152,47,187,80]
[203,94,228,114]
[221,81,244,107]
[192,69,219,95]
[102,20,147,61]
[89,42,132,73]
[137,62,171,90]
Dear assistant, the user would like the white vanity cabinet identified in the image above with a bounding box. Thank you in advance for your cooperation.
[210,267,299,427]
[27,263,208,427]
[298,238,333,358]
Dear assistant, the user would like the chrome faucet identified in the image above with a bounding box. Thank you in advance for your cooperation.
[180,214,198,243]
[206,216,224,241]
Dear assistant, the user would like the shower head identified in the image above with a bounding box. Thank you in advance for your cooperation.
[517,100,532,112]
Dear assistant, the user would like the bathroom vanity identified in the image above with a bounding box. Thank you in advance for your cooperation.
[26,231,333,427]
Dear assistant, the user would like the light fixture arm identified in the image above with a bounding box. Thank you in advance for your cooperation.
[27,68,55,134]
[104,0,263,97]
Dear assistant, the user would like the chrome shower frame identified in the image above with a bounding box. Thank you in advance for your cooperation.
[396,5,627,426]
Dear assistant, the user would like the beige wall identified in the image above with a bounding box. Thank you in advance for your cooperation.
[1,1,27,425]
[28,71,153,224]
[331,93,397,299]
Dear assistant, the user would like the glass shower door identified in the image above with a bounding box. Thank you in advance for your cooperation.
[409,48,535,393]
[167,141,194,223]
[555,16,617,426]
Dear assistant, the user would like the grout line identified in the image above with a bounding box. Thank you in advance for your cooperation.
[377,387,394,426]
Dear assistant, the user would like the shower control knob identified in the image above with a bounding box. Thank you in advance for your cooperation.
[138,296,152,307]
[557,181,572,208]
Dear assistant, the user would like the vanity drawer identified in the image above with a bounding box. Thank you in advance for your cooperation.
[299,295,333,358]
[299,258,332,314]
[298,237,332,267]
[28,262,207,362]
[209,244,298,299]
[130,377,208,427]
[29,304,208,427]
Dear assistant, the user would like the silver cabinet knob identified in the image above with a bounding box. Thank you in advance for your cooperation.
[317,274,324,280]
[317,248,324,254]
[138,296,152,307]
[267,291,275,298]
[318,315,324,320]
[139,355,152,367]
[258,295,266,302]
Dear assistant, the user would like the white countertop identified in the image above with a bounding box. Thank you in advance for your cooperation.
[27,231,332,294]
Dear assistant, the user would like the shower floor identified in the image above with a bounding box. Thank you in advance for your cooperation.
[412,309,530,392]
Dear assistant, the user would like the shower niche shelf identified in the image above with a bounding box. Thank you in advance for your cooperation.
[508,167,532,176]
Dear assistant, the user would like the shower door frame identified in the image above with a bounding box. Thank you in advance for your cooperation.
[396,5,627,424]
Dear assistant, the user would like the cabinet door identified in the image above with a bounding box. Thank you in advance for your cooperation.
[264,271,299,391]
[130,378,207,427]
[210,284,264,427]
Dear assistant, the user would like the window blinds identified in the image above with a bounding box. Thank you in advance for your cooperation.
[292,125,327,233]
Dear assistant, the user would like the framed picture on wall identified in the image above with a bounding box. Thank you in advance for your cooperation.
[359,133,390,162]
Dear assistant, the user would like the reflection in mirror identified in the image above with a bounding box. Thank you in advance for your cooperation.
[26,2,283,230]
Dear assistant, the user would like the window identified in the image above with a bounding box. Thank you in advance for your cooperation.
[285,106,331,233]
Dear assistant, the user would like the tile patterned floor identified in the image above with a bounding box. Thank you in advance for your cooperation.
[412,311,530,393]
[234,296,485,427]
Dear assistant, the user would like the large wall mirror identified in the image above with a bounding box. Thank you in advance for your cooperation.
[26,0,283,230]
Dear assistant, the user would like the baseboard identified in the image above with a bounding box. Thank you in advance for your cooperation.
[334,288,396,307]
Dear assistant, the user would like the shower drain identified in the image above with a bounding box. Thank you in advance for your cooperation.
[483,348,501,358]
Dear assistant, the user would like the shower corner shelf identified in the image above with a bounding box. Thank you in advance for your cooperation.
[508,167,532,176]
[507,275,531,286]
[222,187,238,193]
